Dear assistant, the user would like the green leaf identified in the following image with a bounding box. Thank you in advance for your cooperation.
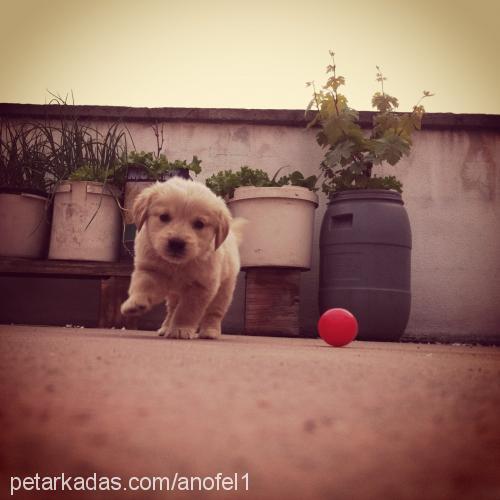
[324,141,355,168]
[371,133,411,165]
[324,75,345,91]
[371,92,399,112]
[372,112,399,137]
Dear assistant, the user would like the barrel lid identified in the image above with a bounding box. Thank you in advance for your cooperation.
[330,189,403,204]
[230,186,319,206]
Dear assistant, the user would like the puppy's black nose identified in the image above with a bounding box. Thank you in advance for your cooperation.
[167,238,186,255]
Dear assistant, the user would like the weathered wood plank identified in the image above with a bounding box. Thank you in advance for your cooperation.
[0,258,133,277]
[244,268,300,337]
[98,276,137,329]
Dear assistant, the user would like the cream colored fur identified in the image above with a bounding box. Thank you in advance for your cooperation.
[120,177,244,340]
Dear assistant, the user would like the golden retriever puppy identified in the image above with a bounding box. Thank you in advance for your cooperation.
[120,177,243,340]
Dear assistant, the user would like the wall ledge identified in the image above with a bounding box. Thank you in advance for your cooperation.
[1,103,499,130]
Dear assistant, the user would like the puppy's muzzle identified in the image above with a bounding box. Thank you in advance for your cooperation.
[167,237,187,258]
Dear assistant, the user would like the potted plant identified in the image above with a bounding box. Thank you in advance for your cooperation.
[120,124,203,258]
[206,165,318,337]
[123,151,202,181]
[122,123,202,182]
[0,120,52,259]
[206,166,319,269]
[306,51,433,341]
[39,94,127,262]
[122,123,202,184]
[120,151,202,258]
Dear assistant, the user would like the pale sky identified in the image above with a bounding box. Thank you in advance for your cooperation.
[1,0,499,114]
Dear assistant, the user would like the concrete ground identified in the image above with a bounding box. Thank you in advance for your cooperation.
[1,325,499,500]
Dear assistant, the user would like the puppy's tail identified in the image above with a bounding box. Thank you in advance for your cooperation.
[230,217,248,246]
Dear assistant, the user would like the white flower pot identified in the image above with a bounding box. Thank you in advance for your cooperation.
[228,186,318,269]
[48,181,122,262]
[0,190,49,258]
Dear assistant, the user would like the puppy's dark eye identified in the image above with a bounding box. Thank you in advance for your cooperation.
[159,213,171,223]
[192,219,205,230]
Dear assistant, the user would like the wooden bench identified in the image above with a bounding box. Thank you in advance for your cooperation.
[0,259,303,336]
[0,258,136,329]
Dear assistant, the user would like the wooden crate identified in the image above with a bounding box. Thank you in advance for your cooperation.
[244,268,300,337]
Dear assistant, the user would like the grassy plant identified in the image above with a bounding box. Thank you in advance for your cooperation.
[0,120,52,192]
[39,92,127,189]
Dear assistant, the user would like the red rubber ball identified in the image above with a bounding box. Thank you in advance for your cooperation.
[318,308,358,347]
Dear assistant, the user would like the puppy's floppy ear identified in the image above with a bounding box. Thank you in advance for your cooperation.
[214,208,230,250]
[132,189,152,231]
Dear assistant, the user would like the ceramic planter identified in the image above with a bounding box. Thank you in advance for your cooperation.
[0,188,50,259]
[48,181,122,262]
[227,186,319,269]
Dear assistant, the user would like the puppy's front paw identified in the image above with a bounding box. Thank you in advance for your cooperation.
[166,327,198,340]
[121,296,152,317]
[199,327,221,340]
[157,323,170,337]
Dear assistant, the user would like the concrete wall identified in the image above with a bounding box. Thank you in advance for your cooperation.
[1,105,499,343]
[402,130,500,342]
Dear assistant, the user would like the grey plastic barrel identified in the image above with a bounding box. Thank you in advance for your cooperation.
[319,190,412,341]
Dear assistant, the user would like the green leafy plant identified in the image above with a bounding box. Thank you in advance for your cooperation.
[306,51,433,196]
[121,123,202,180]
[0,120,52,193]
[206,166,318,200]
[121,150,202,179]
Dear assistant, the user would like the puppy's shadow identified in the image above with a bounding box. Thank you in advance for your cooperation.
[121,332,221,342]
[76,329,162,341]
[115,332,166,341]
[83,329,221,342]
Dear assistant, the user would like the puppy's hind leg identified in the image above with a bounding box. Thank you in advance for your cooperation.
[158,295,179,337]
[199,278,237,340]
